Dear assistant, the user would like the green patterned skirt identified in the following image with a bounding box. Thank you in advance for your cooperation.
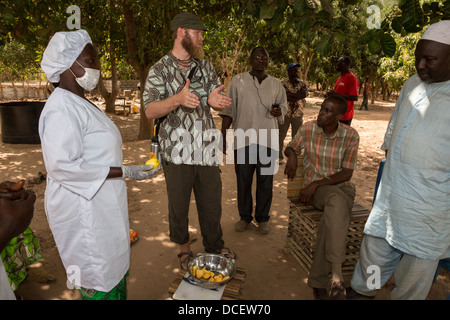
[79,272,129,300]
[0,227,42,291]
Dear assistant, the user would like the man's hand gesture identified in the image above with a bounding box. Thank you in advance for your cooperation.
[178,79,200,109]
[208,85,232,111]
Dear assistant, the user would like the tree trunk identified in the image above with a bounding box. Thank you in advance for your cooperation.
[96,3,119,114]
[97,50,119,114]
[121,0,151,140]
[137,67,152,141]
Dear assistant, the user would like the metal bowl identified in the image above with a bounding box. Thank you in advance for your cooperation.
[187,253,236,289]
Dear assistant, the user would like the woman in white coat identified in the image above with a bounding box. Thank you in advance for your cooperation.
[39,29,157,300]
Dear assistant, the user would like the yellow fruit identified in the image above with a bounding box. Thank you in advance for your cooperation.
[191,265,230,283]
[202,271,211,280]
[195,269,203,279]
[145,157,160,168]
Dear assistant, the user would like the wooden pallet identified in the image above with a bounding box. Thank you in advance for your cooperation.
[286,202,369,274]
[168,267,247,300]
[285,154,369,275]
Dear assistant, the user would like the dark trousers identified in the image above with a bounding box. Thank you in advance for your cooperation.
[360,94,369,110]
[234,145,277,223]
[339,118,352,126]
[278,115,303,159]
[162,160,224,252]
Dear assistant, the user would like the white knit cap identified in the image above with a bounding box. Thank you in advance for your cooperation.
[41,29,92,83]
[420,20,450,46]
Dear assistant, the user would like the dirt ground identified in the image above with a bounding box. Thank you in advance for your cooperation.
[1,95,449,301]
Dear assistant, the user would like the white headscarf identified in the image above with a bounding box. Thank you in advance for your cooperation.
[420,20,450,46]
[41,29,92,83]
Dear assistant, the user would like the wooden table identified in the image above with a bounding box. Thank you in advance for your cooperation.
[169,267,247,300]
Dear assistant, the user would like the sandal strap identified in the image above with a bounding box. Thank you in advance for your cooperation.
[219,247,237,260]
[177,251,193,259]
[178,251,193,271]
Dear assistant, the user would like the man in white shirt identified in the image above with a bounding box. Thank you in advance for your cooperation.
[349,20,450,300]
[220,47,287,234]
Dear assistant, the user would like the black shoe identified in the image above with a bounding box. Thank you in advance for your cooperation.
[346,287,375,300]
[312,287,328,300]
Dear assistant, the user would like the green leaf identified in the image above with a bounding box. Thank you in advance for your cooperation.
[400,0,424,33]
[315,34,333,56]
[8,237,18,246]
[381,33,397,57]
[33,237,40,250]
[316,10,331,23]
[358,29,376,45]
[6,246,14,257]
[24,234,33,244]
[260,0,278,20]
[269,13,284,29]
[332,17,347,30]
[334,31,347,42]
[19,271,27,280]
[391,17,403,33]
[245,0,259,16]
[368,39,381,54]
[293,0,309,16]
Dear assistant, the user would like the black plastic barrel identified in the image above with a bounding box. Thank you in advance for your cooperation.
[0,101,45,144]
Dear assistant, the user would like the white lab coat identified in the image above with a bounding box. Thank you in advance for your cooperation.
[39,88,129,292]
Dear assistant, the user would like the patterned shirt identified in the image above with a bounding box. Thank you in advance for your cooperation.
[287,120,359,187]
[281,78,307,118]
[143,52,221,166]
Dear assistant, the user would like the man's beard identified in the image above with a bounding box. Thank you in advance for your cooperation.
[181,32,205,59]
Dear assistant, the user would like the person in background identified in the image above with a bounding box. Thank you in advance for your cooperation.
[220,47,287,235]
[359,77,369,111]
[39,29,158,300]
[0,180,36,300]
[326,56,359,125]
[279,63,308,162]
[143,12,236,270]
[284,95,359,300]
[349,20,450,300]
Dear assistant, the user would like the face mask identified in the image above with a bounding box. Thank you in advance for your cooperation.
[69,60,100,91]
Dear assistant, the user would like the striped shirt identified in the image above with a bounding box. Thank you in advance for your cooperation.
[287,120,359,187]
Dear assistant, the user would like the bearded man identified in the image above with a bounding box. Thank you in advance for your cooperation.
[143,12,236,270]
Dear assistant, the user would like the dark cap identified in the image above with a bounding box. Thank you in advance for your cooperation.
[170,12,207,32]
[287,63,301,71]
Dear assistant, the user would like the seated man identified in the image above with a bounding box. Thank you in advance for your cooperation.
[284,95,360,299]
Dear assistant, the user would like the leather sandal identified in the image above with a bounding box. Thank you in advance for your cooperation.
[177,251,193,270]
[218,247,237,261]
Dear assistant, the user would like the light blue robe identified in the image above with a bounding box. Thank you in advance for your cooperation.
[365,74,450,260]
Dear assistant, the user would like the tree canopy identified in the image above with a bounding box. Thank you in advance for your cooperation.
[1,0,449,139]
